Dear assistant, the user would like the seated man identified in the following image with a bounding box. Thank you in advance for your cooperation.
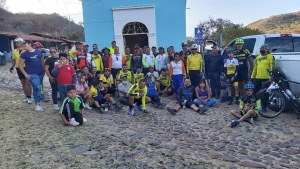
[167,78,208,115]
[126,79,149,116]
[116,64,134,85]
[156,68,173,96]
[81,66,93,85]
[118,74,132,105]
[99,68,116,94]
[145,73,165,109]
[59,85,87,126]
[90,79,122,113]
[230,82,260,127]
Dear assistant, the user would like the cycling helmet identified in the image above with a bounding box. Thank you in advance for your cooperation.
[244,82,255,89]
[145,73,151,78]
[34,42,43,48]
[181,41,187,46]
[235,38,244,44]
[191,44,198,49]
[14,38,25,43]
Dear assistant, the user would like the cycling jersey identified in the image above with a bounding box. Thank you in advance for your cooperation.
[12,49,26,67]
[123,53,132,69]
[224,58,239,76]
[156,74,171,87]
[99,74,114,87]
[131,55,143,71]
[133,73,144,83]
[155,54,168,71]
[239,94,261,115]
[234,48,251,69]
[169,60,186,77]
[142,54,155,68]
[74,51,87,69]
[177,85,195,103]
[116,70,134,84]
[91,54,103,71]
[251,53,274,79]
[186,53,203,72]
[126,83,148,109]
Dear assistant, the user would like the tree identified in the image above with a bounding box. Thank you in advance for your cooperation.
[222,25,263,45]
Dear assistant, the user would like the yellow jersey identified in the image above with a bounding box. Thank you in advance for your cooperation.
[187,53,203,72]
[134,73,144,83]
[126,83,148,109]
[109,47,114,55]
[156,74,171,87]
[99,74,114,87]
[251,54,275,79]
[92,54,104,71]
[123,53,132,69]
[69,49,77,60]
[12,49,26,67]
[116,70,134,84]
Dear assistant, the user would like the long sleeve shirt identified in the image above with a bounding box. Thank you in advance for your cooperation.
[177,85,195,103]
[155,54,167,71]
[207,54,223,73]
[251,53,275,79]
[126,83,148,109]
[186,53,203,72]
[142,54,155,68]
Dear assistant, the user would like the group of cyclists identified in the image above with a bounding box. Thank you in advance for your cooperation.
[9,37,275,127]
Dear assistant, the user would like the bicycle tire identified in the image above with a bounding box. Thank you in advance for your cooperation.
[256,88,285,118]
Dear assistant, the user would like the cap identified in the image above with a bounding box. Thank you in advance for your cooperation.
[14,38,25,43]
[34,42,43,48]
[121,74,127,78]
[181,41,187,46]
[227,49,234,53]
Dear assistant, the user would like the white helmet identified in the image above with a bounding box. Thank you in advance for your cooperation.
[191,44,198,49]
[14,38,25,43]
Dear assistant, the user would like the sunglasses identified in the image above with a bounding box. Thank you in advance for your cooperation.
[191,49,197,50]
[50,51,57,53]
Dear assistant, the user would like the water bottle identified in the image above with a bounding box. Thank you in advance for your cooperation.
[286,89,296,100]
[183,100,187,109]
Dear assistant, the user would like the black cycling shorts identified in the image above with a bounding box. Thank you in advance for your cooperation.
[16,68,25,80]
[237,68,248,82]
[240,111,258,120]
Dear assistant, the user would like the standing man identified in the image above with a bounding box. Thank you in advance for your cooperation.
[109,41,116,55]
[83,44,92,69]
[131,46,143,73]
[10,38,32,103]
[74,43,88,70]
[109,46,125,80]
[155,46,168,74]
[142,46,156,75]
[187,44,203,87]
[179,41,191,69]
[207,45,224,99]
[69,41,81,63]
[151,46,158,57]
[234,38,253,96]
[123,46,132,70]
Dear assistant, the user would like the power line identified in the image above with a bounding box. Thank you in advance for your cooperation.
[54,0,67,16]
[61,0,69,14]
[37,0,49,12]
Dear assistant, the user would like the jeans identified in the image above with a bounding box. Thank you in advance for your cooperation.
[50,80,58,104]
[208,72,220,97]
[194,98,217,107]
[28,74,43,103]
[172,74,183,94]
[223,83,228,97]
[58,85,68,102]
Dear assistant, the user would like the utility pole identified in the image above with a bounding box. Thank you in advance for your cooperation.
[68,15,71,37]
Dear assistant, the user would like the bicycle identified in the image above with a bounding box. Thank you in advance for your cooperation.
[256,69,300,119]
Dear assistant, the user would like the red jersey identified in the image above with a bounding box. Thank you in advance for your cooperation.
[55,64,76,84]
[74,51,87,69]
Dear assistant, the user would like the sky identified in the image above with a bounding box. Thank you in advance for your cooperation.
[5,0,300,37]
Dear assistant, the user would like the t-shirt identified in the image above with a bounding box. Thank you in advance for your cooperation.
[12,49,26,67]
[74,51,87,68]
[45,57,59,77]
[54,64,76,84]
[147,71,159,82]
[102,55,110,69]
[76,81,88,94]
[224,58,239,76]
[234,48,251,69]
[131,55,143,71]
[134,73,144,83]
[99,74,114,87]
[118,82,132,97]
[20,50,44,75]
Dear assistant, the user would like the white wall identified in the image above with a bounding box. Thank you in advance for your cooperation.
[112,5,156,54]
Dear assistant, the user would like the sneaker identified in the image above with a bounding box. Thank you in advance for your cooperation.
[27,98,32,104]
[53,104,60,111]
[70,118,79,126]
[235,96,239,104]
[83,118,87,123]
[85,103,92,110]
[99,107,105,113]
[167,107,176,115]
[23,97,28,102]
[134,103,143,111]
[230,120,240,127]
[39,104,45,110]
[220,96,227,103]
[199,106,208,115]
[35,105,44,112]
[114,104,123,110]
[43,97,49,102]
[128,108,136,116]
[157,104,165,109]
[244,118,254,124]
[227,96,233,105]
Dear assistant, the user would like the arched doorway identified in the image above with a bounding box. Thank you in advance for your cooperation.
[123,22,149,52]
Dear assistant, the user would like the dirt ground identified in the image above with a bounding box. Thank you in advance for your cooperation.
[0,64,300,169]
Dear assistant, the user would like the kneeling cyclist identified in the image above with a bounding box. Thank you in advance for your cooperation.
[230,82,261,127]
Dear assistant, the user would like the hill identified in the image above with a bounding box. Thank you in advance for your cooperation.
[0,8,84,41]
[247,11,300,34]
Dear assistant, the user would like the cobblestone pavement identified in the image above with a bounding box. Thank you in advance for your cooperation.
[0,64,300,169]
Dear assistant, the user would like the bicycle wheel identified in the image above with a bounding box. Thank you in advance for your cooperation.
[256,88,285,118]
